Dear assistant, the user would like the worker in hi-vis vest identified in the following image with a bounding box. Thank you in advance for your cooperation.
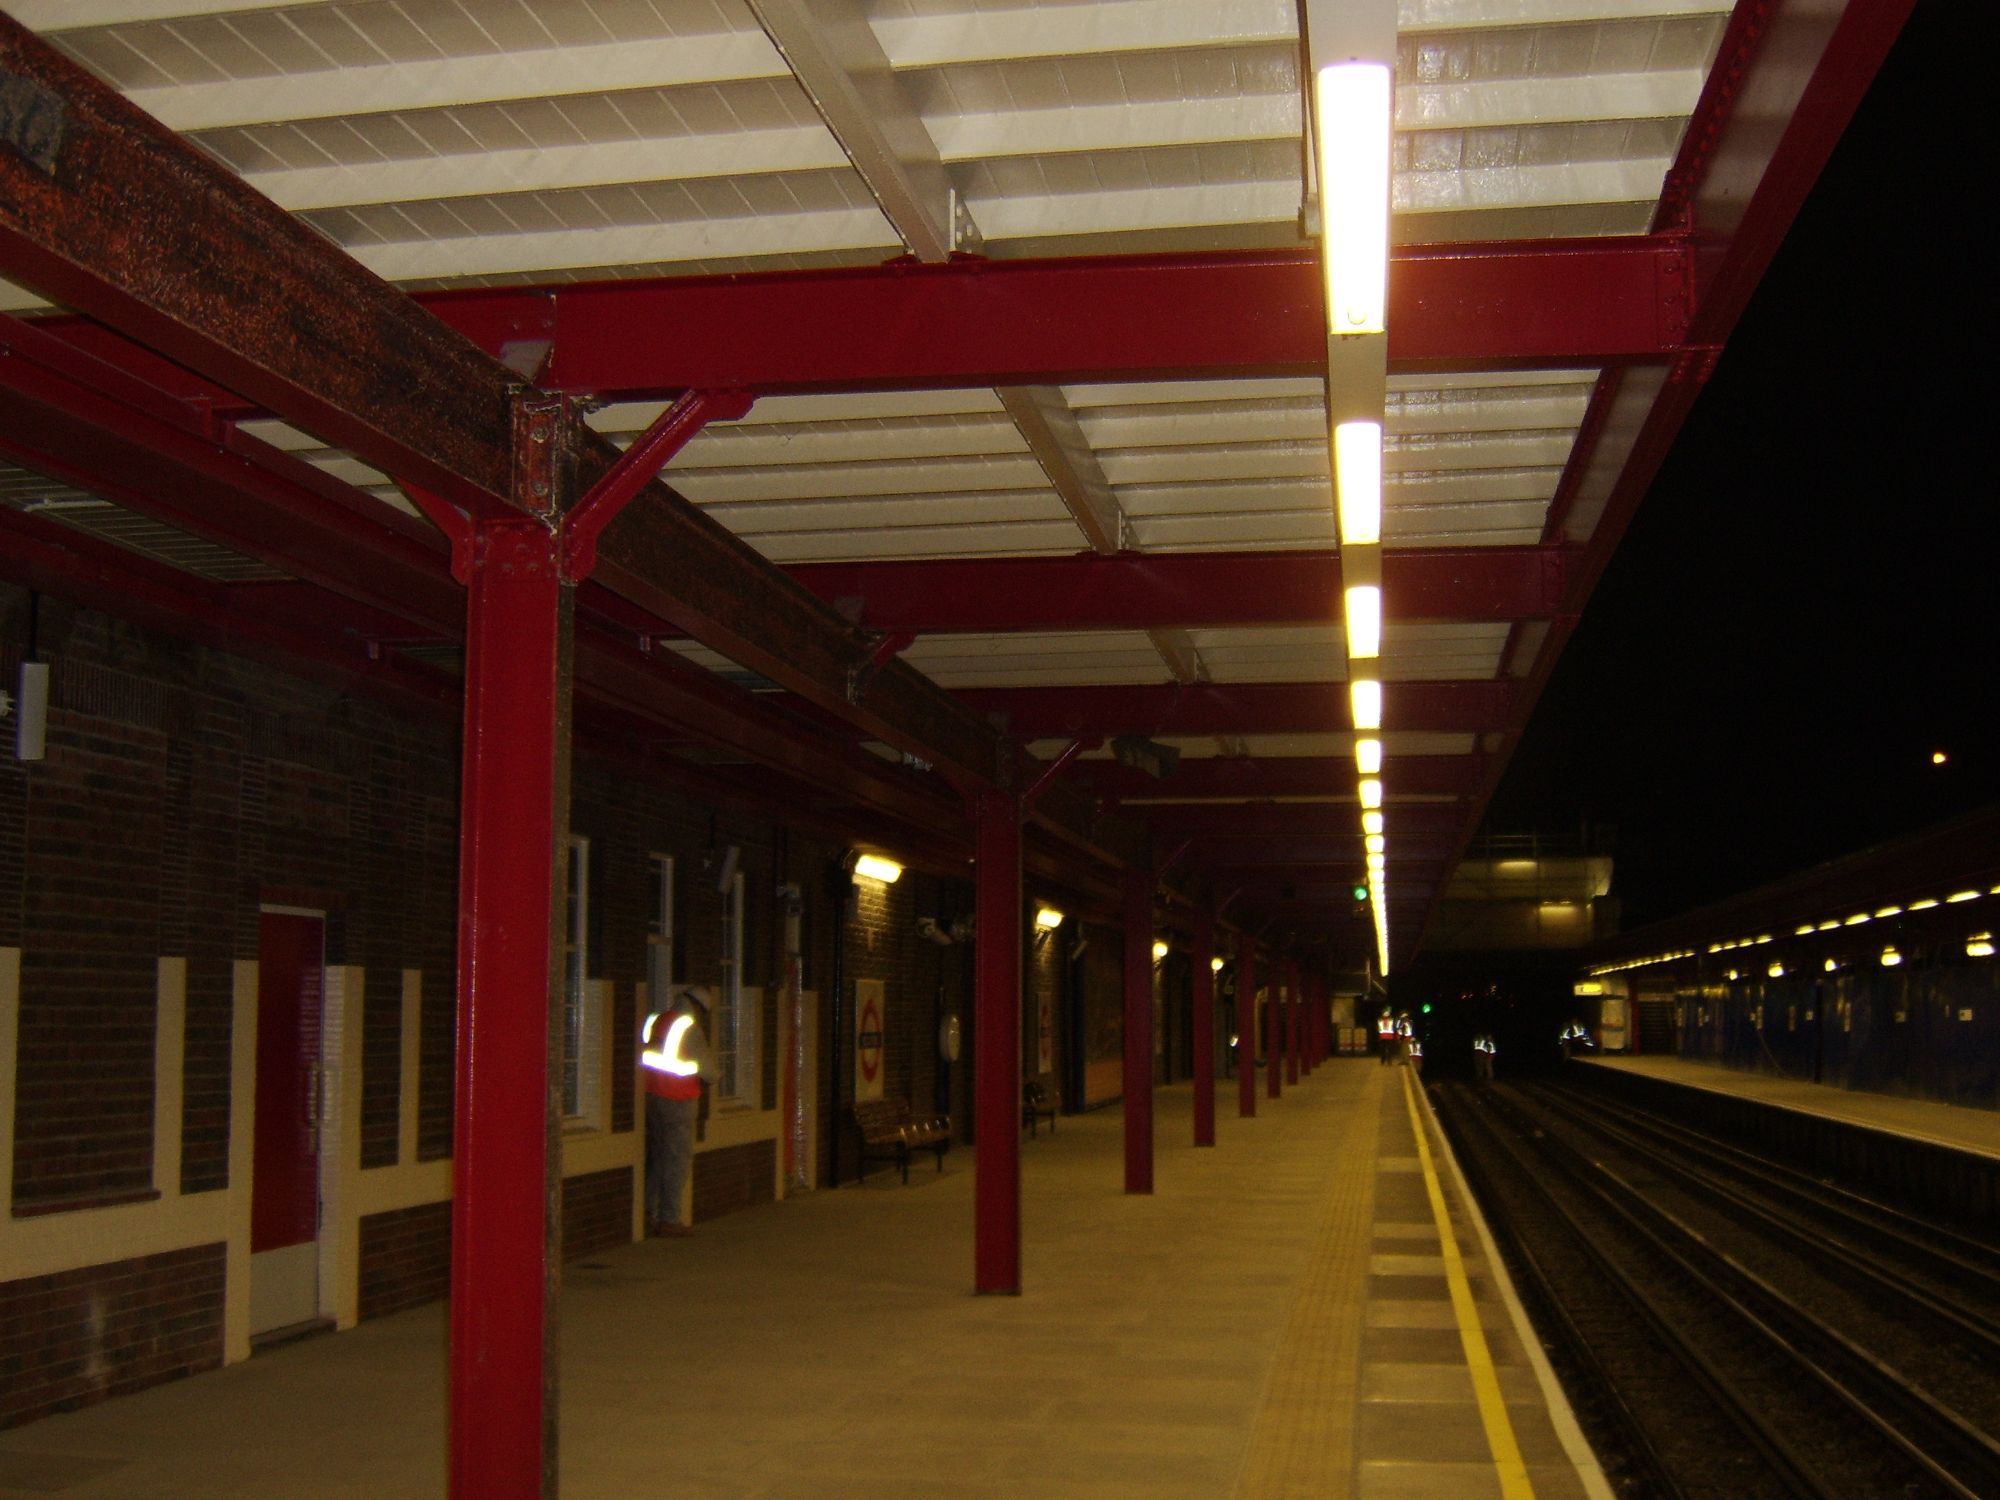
[1376,1007,1398,1065]
[642,989,716,1237]
[1473,1033,1497,1082]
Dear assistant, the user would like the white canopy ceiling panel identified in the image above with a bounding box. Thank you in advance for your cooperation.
[656,414,1031,467]
[1129,510,1339,551]
[746,519,1091,563]
[1065,379,1325,407]
[1075,401,1324,451]
[902,630,1167,688]
[701,488,1074,534]
[664,452,1052,504]
[1116,477,1328,519]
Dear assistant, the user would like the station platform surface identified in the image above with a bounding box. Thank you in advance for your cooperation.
[0,1064,1608,1500]
[1581,1055,2000,1161]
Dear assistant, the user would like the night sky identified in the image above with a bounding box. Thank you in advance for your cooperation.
[1482,0,1992,930]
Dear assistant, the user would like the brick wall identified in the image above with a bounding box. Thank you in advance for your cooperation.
[561,1167,634,1261]
[0,1243,226,1430]
[692,1139,775,1224]
[1079,923,1127,1105]
[357,1200,452,1321]
[1,582,855,1410]
[829,868,974,1178]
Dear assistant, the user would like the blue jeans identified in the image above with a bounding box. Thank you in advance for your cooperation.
[645,1094,696,1227]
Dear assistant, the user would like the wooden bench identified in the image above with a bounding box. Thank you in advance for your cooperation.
[1022,1077,1058,1137]
[853,1099,951,1184]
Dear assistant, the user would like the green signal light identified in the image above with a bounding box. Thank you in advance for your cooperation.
[1421,1004,1433,1014]
[1351,885,1368,902]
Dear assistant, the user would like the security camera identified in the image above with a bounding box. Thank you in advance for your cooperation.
[915,916,955,947]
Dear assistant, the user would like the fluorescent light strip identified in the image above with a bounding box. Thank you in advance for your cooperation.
[1333,420,1382,545]
[1350,679,1382,731]
[1344,584,1381,658]
[1315,63,1391,336]
[1356,736,1383,774]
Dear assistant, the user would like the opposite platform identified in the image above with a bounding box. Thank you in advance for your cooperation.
[1582,1055,2000,1161]
[0,1066,1606,1500]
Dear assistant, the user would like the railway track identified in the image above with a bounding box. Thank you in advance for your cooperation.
[1433,1081,2000,1498]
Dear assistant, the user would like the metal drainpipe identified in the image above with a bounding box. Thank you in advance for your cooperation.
[827,861,853,1187]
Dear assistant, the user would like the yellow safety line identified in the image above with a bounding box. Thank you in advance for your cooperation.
[1401,1068,1537,1500]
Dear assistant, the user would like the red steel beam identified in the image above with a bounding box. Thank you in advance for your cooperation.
[786,547,1573,634]
[960,680,1513,739]
[425,237,1687,398]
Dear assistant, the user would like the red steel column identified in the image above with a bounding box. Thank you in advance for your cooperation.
[1286,962,1300,1084]
[1267,958,1282,1100]
[974,790,1023,1293]
[450,505,570,1500]
[1238,941,1257,1118]
[1299,965,1313,1076]
[1123,867,1154,1193]
[1311,973,1326,1066]
[1191,904,1216,1147]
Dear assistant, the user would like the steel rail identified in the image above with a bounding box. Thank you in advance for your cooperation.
[1527,1084,2000,1357]
[1560,1077,2000,1286]
[1431,1087,1695,1500]
[1483,1088,2000,1500]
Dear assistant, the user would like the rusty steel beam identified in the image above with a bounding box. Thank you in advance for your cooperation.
[0,19,513,516]
[0,312,984,844]
[0,17,1027,806]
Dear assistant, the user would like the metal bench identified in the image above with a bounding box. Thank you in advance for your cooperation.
[852,1099,951,1184]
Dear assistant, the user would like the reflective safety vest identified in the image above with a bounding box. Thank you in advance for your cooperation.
[1376,1012,1397,1039]
[1474,1036,1496,1055]
[642,1011,703,1100]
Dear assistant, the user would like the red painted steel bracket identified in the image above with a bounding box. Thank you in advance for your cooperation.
[845,629,915,706]
[1021,736,1102,809]
[400,481,478,584]
[561,386,753,583]
[402,386,755,586]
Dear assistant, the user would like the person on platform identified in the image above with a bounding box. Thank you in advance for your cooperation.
[1376,1006,1398,1065]
[1406,1036,1424,1077]
[1395,1012,1415,1066]
[1473,1033,1496,1082]
[642,989,715,1237]
[1559,1020,1592,1062]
